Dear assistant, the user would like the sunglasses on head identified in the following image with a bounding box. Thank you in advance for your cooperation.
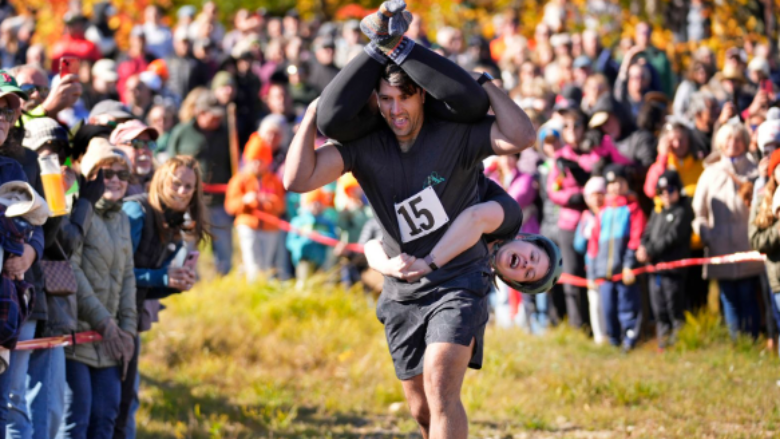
[19,83,50,98]
[103,169,131,181]
[124,138,156,150]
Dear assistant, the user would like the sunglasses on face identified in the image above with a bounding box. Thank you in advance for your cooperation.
[19,84,50,98]
[124,138,156,150]
[0,107,15,122]
[103,169,131,181]
[659,187,678,194]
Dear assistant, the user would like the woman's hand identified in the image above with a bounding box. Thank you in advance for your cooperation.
[399,258,432,283]
[168,266,196,290]
[380,253,416,279]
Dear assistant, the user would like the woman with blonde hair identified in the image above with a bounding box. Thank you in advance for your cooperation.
[115,155,211,436]
[748,148,780,353]
[692,122,764,339]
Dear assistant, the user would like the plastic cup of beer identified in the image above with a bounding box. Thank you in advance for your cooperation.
[38,155,68,217]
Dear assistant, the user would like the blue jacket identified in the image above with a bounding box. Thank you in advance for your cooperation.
[586,194,646,281]
[286,210,336,268]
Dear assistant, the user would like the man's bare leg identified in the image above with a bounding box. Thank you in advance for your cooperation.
[422,339,474,439]
[401,374,431,438]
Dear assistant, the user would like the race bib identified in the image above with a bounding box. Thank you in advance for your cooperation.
[395,186,449,243]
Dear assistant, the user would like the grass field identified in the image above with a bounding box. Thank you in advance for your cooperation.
[135,271,780,438]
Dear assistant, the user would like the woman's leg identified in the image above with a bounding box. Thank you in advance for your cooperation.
[86,365,122,439]
[64,359,92,439]
[558,229,586,329]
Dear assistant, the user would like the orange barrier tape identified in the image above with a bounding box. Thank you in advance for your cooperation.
[558,251,766,288]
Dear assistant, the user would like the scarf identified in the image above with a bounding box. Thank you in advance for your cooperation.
[95,198,123,215]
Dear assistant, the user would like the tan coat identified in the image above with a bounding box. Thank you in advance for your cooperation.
[692,154,764,280]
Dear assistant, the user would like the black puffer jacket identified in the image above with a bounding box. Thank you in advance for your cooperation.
[640,198,694,267]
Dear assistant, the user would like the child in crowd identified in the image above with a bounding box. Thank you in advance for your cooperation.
[334,173,370,287]
[225,137,286,282]
[286,188,337,288]
[637,170,693,350]
[575,176,607,344]
[587,164,647,351]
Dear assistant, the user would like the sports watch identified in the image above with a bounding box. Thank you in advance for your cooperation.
[424,254,439,271]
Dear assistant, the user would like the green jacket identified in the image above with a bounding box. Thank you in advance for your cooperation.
[68,204,137,368]
[749,192,780,293]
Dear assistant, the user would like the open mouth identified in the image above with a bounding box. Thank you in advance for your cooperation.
[510,254,520,269]
[392,117,408,130]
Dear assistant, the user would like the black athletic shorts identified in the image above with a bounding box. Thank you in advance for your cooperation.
[376,272,491,380]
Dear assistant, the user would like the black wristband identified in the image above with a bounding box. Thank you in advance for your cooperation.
[477,72,494,86]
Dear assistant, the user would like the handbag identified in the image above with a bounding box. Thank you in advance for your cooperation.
[39,240,77,296]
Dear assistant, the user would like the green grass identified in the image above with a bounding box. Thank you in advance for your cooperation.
[136,270,780,438]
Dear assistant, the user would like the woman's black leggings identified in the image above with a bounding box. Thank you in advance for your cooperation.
[316,44,490,142]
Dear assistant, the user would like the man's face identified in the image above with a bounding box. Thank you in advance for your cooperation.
[196,110,222,131]
[15,69,48,111]
[377,79,425,145]
[695,100,718,131]
[659,186,680,208]
[0,96,18,145]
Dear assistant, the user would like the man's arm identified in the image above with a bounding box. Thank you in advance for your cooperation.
[284,100,346,193]
[486,82,536,155]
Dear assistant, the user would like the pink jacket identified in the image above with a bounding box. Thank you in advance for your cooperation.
[547,136,632,231]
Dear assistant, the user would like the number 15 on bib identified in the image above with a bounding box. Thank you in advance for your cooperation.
[395,186,450,243]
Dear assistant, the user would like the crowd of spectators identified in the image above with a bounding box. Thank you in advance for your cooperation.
[0,0,778,436]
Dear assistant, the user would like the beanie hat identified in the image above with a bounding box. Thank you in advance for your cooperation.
[583,176,606,197]
[656,170,683,192]
[80,138,131,177]
[758,119,780,154]
[243,133,272,165]
[769,149,780,180]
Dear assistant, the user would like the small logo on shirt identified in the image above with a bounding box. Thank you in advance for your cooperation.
[423,172,446,189]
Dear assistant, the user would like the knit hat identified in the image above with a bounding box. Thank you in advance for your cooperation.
[147,59,169,82]
[758,119,780,155]
[80,138,131,177]
[656,170,682,192]
[583,176,606,197]
[109,120,159,145]
[770,149,780,180]
[243,134,272,165]
[22,117,69,151]
[211,71,235,91]
[301,188,329,207]
[604,163,629,183]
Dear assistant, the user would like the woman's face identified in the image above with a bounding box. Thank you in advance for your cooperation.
[562,114,585,146]
[164,166,196,212]
[495,240,550,284]
[668,128,689,158]
[722,134,746,158]
[100,163,129,201]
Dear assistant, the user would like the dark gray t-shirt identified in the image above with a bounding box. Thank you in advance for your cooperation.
[335,116,496,301]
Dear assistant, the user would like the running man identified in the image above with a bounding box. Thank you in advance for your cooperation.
[284,3,536,437]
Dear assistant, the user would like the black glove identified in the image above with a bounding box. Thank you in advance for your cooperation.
[567,193,585,208]
[78,169,105,205]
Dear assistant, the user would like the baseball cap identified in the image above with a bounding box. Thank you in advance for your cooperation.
[194,92,225,117]
[177,5,196,19]
[573,55,591,70]
[147,59,169,82]
[656,170,682,192]
[92,59,118,82]
[109,120,159,145]
[89,100,133,120]
[22,117,69,151]
[63,12,88,25]
[0,70,27,110]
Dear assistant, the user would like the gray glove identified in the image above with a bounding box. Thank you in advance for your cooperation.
[117,329,135,380]
[95,318,123,362]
